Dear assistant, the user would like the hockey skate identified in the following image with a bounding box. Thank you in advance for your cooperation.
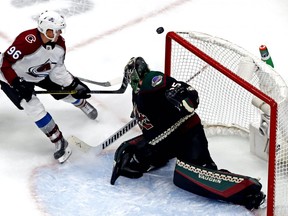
[54,137,72,164]
[76,100,98,120]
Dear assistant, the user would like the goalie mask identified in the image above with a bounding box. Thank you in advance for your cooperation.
[124,57,150,93]
[37,10,66,42]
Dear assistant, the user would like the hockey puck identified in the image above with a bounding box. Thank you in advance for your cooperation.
[156,27,164,34]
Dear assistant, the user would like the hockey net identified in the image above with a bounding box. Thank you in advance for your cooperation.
[165,31,288,216]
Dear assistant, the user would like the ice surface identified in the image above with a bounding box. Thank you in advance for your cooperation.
[32,148,256,216]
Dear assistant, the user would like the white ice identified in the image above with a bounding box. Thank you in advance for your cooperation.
[0,0,288,215]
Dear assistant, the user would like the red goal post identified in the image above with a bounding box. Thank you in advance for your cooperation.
[164,31,288,216]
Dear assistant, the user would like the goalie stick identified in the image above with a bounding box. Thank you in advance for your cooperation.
[68,118,138,154]
[34,75,128,95]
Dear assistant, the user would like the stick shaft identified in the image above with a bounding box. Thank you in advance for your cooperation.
[35,75,128,95]
[100,119,138,150]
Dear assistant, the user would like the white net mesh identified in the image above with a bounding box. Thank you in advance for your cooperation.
[166,31,288,216]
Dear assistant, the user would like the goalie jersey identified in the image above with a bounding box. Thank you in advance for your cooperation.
[132,71,200,145]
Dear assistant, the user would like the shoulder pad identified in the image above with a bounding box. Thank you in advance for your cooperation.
[141,71,165,91]
[151,74,163,87]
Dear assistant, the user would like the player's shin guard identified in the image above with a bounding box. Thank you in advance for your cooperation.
[173,159,265,210]
[35,112,72,163]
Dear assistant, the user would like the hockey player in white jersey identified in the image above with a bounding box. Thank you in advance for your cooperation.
[0,10,97,163]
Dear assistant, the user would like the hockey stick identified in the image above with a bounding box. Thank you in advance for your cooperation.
[68,118,138,154]
[34,75,128,95]
[77,76,122,87]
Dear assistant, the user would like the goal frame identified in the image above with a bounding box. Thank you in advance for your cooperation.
[164,31,277,215]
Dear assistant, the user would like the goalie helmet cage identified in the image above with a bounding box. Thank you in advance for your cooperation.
[164,31,288,216]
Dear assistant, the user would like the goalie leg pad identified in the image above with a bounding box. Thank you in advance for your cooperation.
[173,159,265,210]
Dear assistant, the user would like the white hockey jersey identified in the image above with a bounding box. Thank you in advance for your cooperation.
[0,28,73,87]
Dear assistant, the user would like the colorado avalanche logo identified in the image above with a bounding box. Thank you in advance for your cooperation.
[25,34,36,43]
[27,59,57,77]
[151,75,162,87]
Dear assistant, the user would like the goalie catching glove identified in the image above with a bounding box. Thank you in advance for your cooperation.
[165,82,199,113]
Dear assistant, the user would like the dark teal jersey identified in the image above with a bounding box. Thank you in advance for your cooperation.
[132,71,200,143]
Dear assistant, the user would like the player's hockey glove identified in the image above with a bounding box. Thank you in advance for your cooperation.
[12,77,34,102]
[165,82,199,113]
[67,77,91,99]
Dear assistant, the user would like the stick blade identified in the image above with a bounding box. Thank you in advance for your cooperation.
[67,135,92,153]
[67,135,103,155]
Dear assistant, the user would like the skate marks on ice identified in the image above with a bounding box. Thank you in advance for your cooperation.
[30,150,255,216]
